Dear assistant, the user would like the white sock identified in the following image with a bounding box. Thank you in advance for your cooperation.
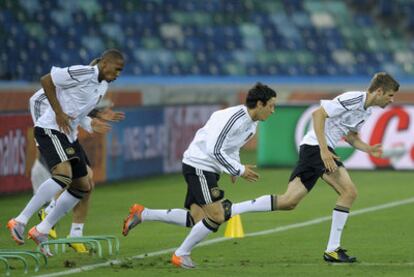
[142,208,188,227]
[231,195,273,216]
[15,178,63,224]
[37,190,80,234]
[326,208,350,252]
[69,223,84,237]
[175,220,212,256]
[44,199,56,215]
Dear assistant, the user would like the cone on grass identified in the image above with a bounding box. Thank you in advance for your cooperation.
[224,215,244,238]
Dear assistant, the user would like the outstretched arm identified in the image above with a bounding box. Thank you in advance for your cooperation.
[345,131,382,157]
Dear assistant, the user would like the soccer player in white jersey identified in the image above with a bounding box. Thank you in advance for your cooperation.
[122,83,277,268]
[29,88,122,252]
[7,49,124,256]
[227,72,399,263]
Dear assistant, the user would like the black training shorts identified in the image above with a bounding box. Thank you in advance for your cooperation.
[289,144,344,191]
[182,163,224,209]
[34,127,88,178]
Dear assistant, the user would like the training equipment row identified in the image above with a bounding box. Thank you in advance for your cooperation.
[0,235,119,276]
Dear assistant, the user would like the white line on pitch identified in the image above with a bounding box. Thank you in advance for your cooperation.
[35,197,414,277]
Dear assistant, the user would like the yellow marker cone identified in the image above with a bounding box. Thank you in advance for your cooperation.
[224,215,244,238]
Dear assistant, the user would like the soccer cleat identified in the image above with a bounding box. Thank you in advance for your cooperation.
[323,247,357,263]
[122,204,145,236]
[6,218,26,245]
[38,208,58,239]
[28,226,53,257]
[171,254,196,269]
[67,236,89,254]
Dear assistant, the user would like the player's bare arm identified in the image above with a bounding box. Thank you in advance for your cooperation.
[345,131,383,158]
[241,164,259,182]
[312,107,340,173]
[91,118,112,134]
[96,107,125,122]
[40,73,73,134]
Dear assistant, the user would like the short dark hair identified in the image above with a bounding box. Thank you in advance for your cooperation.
[368,72,399,93]
[245,82,277,109]
[101,48,124,61]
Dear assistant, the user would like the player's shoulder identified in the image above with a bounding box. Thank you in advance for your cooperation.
[335,91,365,109]
[221,105,246,119]
[211,105,246,124]
[67,65,96,78]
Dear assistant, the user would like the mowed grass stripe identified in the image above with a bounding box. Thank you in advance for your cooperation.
[35,197,414,277]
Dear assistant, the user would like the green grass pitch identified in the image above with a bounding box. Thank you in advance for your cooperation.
[1,151,413,276]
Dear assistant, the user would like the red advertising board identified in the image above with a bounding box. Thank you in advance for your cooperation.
[0,114,34,194]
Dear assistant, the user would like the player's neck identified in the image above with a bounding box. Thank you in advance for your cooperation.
[247,108,257,121]
[364,92,375,109]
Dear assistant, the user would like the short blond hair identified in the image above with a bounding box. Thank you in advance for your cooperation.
[368,72,399,93]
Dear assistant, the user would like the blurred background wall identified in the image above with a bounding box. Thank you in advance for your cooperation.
[1,0,414,194]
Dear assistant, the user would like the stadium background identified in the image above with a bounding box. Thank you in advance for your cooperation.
[2,0,414,194]
[1,1,414,276]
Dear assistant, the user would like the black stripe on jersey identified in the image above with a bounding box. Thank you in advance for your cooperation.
[70,68,94,76]
[337,99,349,111]
[213,109,245,176]
[355,119,365,129]
[67,68,80,82]
[34,94,47,120]
[339,95,363,107]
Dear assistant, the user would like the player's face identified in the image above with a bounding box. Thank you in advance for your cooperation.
[101,58,124,82]
[378,89,395,108]
[257,97,277,121]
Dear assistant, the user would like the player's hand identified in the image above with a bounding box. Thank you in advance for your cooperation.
[369,144,383,158]
[320,148,339,173]
[241,164,259,182]
[91,118,112,134]
[230,176,237,184]
[56,112,73,134]
[97,108,125,122]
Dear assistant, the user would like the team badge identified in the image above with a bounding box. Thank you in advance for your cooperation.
[65,147,75,155]
[211,188,221,198]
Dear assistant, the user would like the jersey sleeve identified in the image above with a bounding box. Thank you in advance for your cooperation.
[50,65,95,89]
[79,116,93,133]
[321,92,364,117]
[205,110,245,176]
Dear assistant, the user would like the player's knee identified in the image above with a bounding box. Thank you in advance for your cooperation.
[67,186,90,199]
[341,184,358,201]
[202,217,221,232]
[208,210,225,224]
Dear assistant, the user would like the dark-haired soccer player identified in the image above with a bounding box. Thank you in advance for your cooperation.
[123,83,277,268]
[7,49,125,256]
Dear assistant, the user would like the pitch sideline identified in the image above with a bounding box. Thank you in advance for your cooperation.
[35,197,414,277]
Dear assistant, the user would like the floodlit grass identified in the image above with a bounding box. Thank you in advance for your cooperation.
[1,151,413,276]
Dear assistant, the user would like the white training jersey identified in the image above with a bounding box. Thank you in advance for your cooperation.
[183,105,257,176]
[301,91,373,149]
[29,89,93,137]
[35,64,108,142]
